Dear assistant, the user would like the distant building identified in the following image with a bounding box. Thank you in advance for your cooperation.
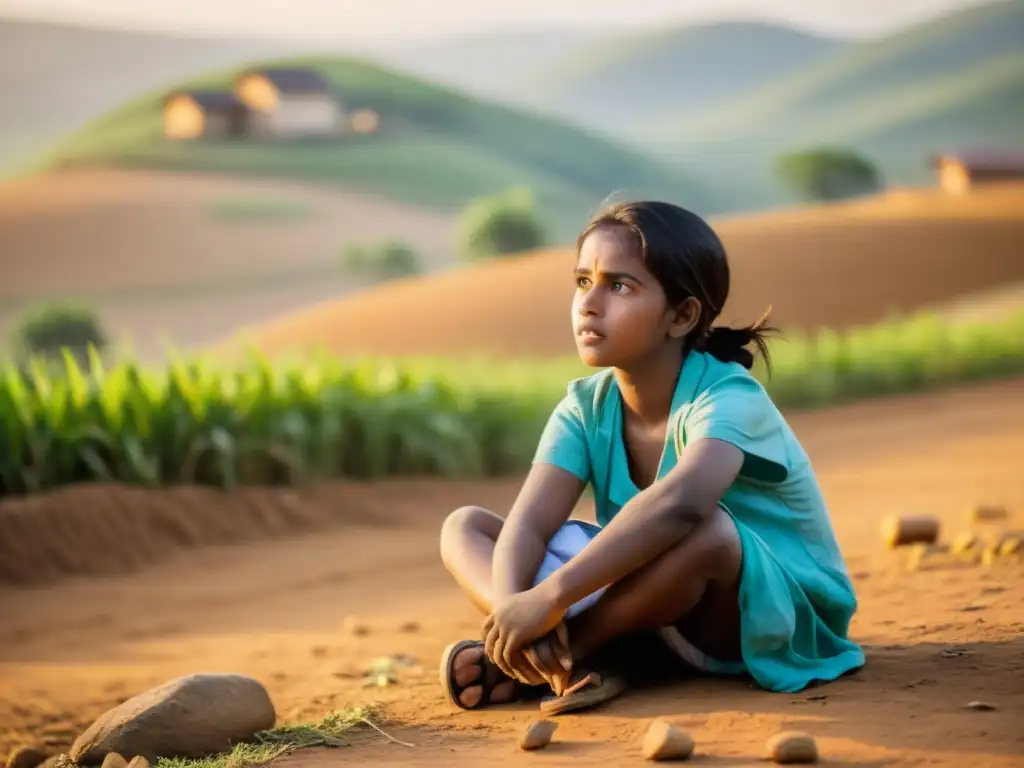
[162,90,250,141]
[234,67,343,138]
[932,150,1024,194]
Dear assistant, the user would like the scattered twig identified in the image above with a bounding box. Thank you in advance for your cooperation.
[360,717,416,747]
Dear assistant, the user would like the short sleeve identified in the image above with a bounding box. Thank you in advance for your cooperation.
[681,374,791,483]
[533,394,591,483]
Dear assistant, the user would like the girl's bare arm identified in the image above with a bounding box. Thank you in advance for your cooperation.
[491,463,586,604]
[543,438,744,613]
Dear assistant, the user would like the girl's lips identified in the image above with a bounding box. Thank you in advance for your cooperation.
[576,329,605,344]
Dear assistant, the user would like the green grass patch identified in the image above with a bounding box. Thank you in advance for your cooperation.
[1,309,1022,497]
[154,707,383,768]
[207,198,316,223]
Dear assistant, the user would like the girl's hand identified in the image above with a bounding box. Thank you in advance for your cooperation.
[483,586,568,681]
[522,623,573,695]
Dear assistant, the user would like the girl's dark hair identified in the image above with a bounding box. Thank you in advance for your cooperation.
[576,200,776,371]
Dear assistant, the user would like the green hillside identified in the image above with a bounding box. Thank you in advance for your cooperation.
[660,0,1023,147]
[507,21,844,137]
[32,55,710,234]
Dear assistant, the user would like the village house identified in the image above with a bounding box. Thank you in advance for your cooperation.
[931,150,1024,194]
[233,67,344,139]
[162,90,250,141]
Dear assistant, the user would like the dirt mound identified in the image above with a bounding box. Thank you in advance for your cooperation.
[226,184,1024,360]
[0,168,454,361]
[0,483,365,587]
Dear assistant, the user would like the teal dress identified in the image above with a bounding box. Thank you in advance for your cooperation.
[532,350,866,693]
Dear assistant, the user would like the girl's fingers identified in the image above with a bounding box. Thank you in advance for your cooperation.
[483,624,500,665]
[491,633,513,679]
[553,623,573,671]
[481,615,495,640]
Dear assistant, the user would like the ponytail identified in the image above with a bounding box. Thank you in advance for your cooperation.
[696,307,776,373]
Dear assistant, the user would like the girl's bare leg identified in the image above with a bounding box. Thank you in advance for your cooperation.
[438,505,742,707]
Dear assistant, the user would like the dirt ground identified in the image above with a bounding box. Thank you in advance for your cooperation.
[2,378,1023,767]
[0,168,455,361]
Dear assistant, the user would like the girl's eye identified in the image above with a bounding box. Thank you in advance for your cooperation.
[611,281,626,292]
[576,276,591,288]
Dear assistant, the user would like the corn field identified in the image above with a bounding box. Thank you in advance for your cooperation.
[2,310,1023,497]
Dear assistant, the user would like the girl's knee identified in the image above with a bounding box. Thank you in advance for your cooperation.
[439,505,501,557]
[687,506,742,583]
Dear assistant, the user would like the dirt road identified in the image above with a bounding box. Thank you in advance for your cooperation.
[2,379,1024,766]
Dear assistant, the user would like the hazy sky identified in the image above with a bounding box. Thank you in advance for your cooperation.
[1,0,998,43]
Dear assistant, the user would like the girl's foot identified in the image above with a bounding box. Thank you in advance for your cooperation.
[440,639,533,710]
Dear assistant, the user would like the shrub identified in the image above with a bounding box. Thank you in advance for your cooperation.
[456,187,547,261]
[775,147,882,202]
[10,304,107,363]
[340,240,420,280]
[1,310,1022,497]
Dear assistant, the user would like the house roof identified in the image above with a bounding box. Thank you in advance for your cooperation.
[932,149,1024,173]
[241,67,333,94]
[166,89,247,112]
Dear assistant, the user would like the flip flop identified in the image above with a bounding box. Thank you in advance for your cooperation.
[538,668,627,716]
[439,639,534,710]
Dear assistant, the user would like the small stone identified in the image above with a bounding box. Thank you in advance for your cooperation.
[967,504,1008,524]
[766,731,818,764]
[342,617,371,637]
[100,754,128,768]
[966,701,996,711]
[519,720,557,751]
[398,621,421,633]
[642,719,694,761]
[70,673,276,764]
[7,747,47,768]
[126,758,149,768]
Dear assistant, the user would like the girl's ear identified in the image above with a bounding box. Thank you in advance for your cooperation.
[667,296,702,340]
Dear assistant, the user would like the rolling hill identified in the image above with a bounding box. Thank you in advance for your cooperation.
[222,184,1024,361]
[503,21,847,139]
[648,0,1024,202]
[0,17,312,178]
[31,55,710,236]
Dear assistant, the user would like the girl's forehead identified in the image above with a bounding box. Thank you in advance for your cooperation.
[578,226,645,271]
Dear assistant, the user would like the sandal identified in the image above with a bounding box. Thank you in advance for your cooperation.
[439,639,535,710]
[538,667,627,716]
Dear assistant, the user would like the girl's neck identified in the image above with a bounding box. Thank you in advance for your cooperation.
[614,345,687,426]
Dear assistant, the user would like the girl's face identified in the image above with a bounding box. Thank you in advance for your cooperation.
[572,226,698,369]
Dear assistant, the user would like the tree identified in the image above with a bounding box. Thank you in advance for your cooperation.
[775,147,882,202]
[11,304,107,364]
[340,239,420,281]
[456,187,547,262]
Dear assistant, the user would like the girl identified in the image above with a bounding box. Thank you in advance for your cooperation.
[438,200,865,716]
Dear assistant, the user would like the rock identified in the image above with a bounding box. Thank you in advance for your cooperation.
[342,616,371,637]
[398,621,421,634]
[881,515,939,549]
[7,747,47,768]
[100,754,127,768]
[70,673,276,765]
[766,731,818,764]
[126,757,149,768]
[641,719,694,761]
[966,701,996,711]
[519,720,558,751]
[967,504,1008,524]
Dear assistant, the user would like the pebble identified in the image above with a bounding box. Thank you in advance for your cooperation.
[641,719,694,761]
[100,753,128,768]
[519,720,558,751]
[7,747,47,768]
[765,731,818,764]
[966,701,996,711]
[127,758,149,768]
